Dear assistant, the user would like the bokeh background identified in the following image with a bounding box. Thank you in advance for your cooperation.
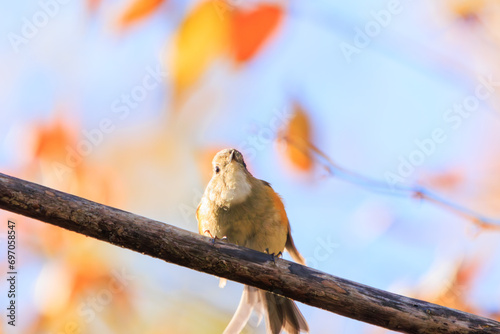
[2,0,500,333]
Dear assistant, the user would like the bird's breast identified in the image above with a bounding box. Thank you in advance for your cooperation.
[209,168,252,206]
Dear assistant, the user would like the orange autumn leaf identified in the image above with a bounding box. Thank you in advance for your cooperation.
[428,260,482,313]
[281,106,313,171]
[33,115,77,162]
[169,0,230,101]
[448,0,484,21]
[422,169,464,191]
[87,0,102,13]
[117,0,164,28]
[230,4,283,63]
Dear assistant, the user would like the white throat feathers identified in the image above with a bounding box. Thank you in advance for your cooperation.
[209,164,252,206]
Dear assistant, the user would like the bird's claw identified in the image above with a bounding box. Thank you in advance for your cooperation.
[265,249,283,264]
[204,230,227,245]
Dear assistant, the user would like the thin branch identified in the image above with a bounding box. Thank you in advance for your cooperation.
[282,135,500,230]
[0,172,498,333]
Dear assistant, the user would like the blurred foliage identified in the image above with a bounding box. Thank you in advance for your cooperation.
[117,0,165,28]
[3,0,500,333]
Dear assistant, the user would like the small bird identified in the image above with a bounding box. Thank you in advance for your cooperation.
[197,148,309,334]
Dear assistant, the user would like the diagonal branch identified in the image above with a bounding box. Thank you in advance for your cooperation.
[0,172,498,334]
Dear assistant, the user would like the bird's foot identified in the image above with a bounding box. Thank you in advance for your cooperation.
[204,230,227,245]
[265,249,283,263]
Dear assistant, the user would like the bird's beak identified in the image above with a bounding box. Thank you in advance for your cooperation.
[229,149,235,162]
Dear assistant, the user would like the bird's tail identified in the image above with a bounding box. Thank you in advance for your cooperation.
[223,285,308,334]
[285,229,306,265]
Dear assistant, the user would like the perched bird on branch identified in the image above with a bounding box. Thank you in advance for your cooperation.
[197,148,309,334]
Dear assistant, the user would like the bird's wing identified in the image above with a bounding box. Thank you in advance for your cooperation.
[261,180,306,265]
[261,180,289,230]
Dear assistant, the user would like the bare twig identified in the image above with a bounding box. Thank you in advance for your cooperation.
[0,172,498,333]
[282,135,500,230]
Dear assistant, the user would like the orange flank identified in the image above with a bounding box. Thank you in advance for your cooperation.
[266,185,290,230]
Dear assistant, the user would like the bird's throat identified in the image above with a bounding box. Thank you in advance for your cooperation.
[213,168,252,206]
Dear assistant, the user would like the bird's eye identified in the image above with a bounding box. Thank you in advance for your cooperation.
[215,166,220,174]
